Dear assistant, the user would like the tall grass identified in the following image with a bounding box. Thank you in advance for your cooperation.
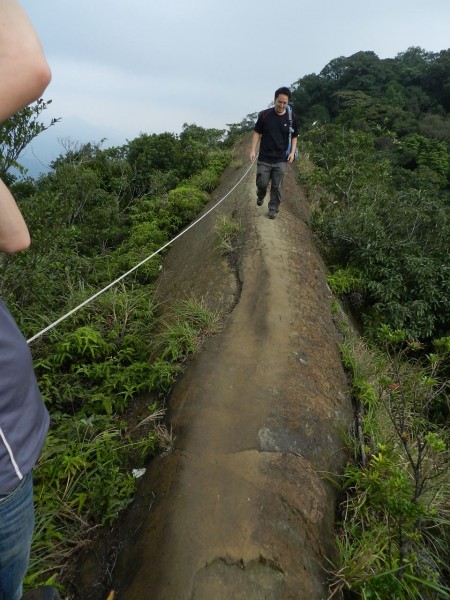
[214,213,242,255]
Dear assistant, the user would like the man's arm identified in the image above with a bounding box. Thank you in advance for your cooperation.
[0,0,52,122]
[0,0,51,252]
[287,135,298,164]
[0,179,30,252]
[287,113,299,163]
[249,131,261,162]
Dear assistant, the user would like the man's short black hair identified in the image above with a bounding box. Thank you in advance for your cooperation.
[275,86,291,100]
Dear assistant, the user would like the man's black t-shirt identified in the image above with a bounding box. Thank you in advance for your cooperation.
[254,108,298,163]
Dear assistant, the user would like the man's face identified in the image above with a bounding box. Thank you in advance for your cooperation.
[274,94,289,114]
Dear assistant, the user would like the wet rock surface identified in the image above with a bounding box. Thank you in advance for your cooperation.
[74,137,352,599]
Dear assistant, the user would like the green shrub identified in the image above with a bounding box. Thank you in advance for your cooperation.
[189,168,221,192]
[167,186,209,224]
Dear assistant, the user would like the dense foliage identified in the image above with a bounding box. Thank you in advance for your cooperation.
[291,47,450,133]
[1,45,449,598]
[295,48,450,341]
[0,116,232,592]
[295,48,449,599]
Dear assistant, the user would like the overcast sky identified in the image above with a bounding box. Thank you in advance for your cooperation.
[19,0,450,169]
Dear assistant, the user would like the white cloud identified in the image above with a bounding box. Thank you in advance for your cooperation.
[19,0,450,156]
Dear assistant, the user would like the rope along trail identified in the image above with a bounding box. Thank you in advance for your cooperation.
[27,160,255,345]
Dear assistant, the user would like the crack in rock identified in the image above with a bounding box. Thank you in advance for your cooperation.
[191,555,285,600]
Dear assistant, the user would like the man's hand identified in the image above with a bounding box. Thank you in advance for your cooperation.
[249,131,261,163]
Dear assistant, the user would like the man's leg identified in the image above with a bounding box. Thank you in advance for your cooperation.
[268,162,287,213]
[0,472,34,600]
[256,162,272,205]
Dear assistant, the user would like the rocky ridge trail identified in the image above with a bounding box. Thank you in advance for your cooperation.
[79,137,352,600]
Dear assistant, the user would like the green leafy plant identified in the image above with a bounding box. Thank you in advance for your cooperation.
[26,413,156,590]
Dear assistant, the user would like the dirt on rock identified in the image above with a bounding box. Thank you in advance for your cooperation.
[74,136,352,600]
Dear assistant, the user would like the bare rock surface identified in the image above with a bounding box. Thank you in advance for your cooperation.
[109,138,352,599]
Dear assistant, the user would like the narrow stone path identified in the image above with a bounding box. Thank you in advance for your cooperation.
[110,142,352,599]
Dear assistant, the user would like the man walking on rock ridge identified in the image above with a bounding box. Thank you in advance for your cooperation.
[249,86,298,219]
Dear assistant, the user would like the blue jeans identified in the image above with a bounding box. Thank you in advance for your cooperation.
[0,472,34,600]
[256,161,287,211]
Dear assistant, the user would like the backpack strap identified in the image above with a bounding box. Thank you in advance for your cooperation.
[285,104,298,160]
[286,104,293,157]
[286,104,293,128]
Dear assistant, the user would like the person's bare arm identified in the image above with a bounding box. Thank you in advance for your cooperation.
[0,179,30,252]
[287,135,298,164]
[0,0,51,122]
[0,0,51,252]
[249,131,261,162]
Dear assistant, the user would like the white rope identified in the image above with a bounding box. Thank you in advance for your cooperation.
[27,160,255,344]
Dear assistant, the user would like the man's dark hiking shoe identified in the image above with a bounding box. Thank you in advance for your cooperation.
[256,198,264,206]
[268,209,276,219]
[21,586,61,600]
